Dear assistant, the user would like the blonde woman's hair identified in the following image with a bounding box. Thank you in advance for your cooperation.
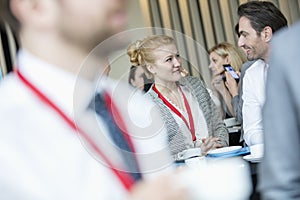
[208,42,246,71]
[127,35,175,79]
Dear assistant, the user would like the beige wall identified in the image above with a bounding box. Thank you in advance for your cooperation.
[2,0,300,86]
[108,0,145,81]
[110,0,300,88]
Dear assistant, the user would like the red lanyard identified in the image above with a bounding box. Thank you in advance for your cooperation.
[152,84,196,141]
[103,92,140,171]
[16,69,135,191]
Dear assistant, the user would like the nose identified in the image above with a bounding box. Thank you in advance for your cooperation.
[173,56,181,67]
[238,36,244,48]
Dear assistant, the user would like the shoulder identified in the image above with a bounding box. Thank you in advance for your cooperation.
[271,22,300,70]
[105,78,157,109]
[145,85,157,98]
[179,76,206,89]
[242,60,256,72]
[0,75,67,142]
[272,22,300,51]
[0,74,35,114]
[244,59,265,76]
[105,78,165,127]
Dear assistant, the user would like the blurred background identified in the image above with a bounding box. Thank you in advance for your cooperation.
[1,0,299,87]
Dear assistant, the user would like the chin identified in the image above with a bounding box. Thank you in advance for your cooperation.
[174,75,182,82]
[247,56,257,61]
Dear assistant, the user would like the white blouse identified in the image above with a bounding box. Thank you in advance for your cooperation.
[166,85,209,149]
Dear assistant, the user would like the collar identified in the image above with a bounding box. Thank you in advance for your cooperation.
[16,49,95,118]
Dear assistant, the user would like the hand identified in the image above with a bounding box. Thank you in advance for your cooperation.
[180,68,189,77]
[200,136,223,155]
[130,174,187,200]
[224,72,238,97]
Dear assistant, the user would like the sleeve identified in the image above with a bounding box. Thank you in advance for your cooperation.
[231,90,243,124]
[189,77,229,147]
[242,70,264,146]
[209,93,229,147]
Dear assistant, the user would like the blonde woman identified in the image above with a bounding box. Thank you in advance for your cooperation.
[127,35,228,160]
[208,42,247,119]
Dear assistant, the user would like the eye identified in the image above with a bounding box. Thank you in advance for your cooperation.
[241,32,247,38]
[166,57,172,62]
[176,54,180,58]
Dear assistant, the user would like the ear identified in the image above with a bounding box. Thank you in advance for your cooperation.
[146,64,156,75]
[261,26,273,43]
[225,55,231,64]
[10,0,57,30]
[130,78,135,86]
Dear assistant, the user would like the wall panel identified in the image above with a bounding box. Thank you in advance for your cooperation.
[199,0,215,48]
[158,0,173,29]
[209,0,225,44]
[289,0,300,22]
[139,0,153,28]
[1,0,300,83]
[138,0,300,85]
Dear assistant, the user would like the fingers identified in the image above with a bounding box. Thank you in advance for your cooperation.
[202,136,220,143]
[224,72,239,96]
[225,72,238,85]
[224,72,233,82]
[180,68,189,77]
[200,137,222,155]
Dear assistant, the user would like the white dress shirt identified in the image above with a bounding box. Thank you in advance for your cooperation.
[0,50,172,199]
[242,59,268,146]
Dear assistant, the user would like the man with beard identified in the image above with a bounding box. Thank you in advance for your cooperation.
[236,1,287,146]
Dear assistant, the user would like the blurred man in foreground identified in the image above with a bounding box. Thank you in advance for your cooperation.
[260,21,300,199]
[0,0,185,199]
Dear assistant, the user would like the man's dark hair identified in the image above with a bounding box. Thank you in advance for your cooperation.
[235,23,240,37]
[238,1,287,34]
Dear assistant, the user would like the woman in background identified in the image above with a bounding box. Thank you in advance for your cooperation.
[128,65,152,92]
[208,42,246,119]
[127,35,228,160]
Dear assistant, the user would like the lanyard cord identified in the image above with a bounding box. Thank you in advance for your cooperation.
[16,69,135,191]
[103,92,141,179]
[152,84,196,141]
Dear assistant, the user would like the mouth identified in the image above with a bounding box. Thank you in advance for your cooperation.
[242,46,251,54]
[173,68,181,73]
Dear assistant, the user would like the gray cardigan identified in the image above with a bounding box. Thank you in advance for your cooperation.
[146,76,229,158]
